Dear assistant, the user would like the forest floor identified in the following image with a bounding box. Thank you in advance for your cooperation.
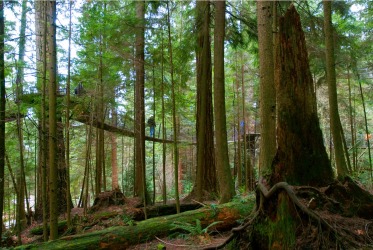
[4,178,373,249]
[12,192,243,249]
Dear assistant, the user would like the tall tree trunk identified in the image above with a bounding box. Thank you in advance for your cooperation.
[15,0,28,241]
[41,1,48,240]
[47,0,58,240]
[134,1,148,212]
[323,0,350,178]
[213,0,235,203]
[0,1,5,243]
[95,7,106,195]
[65,0,73,227]
[194,0,217,201]
[257,1,276,182]
[235,55,242,188]
[241,55,249,192]
[166,1,180,213]
[161,31,167,205]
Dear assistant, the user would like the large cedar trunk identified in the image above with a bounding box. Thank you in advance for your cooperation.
[271,5,334,186]
[240,5,335,249]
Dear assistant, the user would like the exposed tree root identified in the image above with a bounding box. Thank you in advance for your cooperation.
[207,178,373,249]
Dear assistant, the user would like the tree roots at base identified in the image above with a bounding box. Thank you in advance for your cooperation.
[206,177,373,249]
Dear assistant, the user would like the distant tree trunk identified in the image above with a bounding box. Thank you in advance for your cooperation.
[111,108,119,190]
[356,73,373,182]
[257,1,276,181]
[65,0,73,227]
[41,1,48,241]
[14,0,28,241]
[193,0,217,201]
[95,68,104,195]
[95,5,106,195]
[323,0,351,178]
[347,68,356,172]
[161,32,167,205]
[0,1,5,242]
[134,1,148,211]
[235,55,242,188]
[47,0,58,240]
[213,0,235,203]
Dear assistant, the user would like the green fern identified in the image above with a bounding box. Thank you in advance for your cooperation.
[171,219,222,236]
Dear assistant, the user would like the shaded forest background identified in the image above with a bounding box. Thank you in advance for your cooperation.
[0,0,373,248]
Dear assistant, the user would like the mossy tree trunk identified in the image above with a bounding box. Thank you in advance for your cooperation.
[19,201,253,250]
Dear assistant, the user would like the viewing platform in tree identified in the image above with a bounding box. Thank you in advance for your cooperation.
[17,88,194,145]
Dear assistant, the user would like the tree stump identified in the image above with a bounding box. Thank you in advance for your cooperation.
[89,189,126,212]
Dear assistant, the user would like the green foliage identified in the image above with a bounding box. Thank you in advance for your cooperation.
[157,243,166,250]
[121,214,135,226]
[170,219,222,237]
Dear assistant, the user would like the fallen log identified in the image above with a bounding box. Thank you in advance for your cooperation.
[19,201,254,249]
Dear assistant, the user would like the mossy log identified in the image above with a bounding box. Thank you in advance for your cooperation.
[19,201,253,249]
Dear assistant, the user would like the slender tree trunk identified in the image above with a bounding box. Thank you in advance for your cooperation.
[65,0,73,227]
[213,0,235,203]
[96,26,104,196]
[257,1,276,182]
[347,68,356,172]
[151,64,156,204]
[241,55,249,192]
[161,31,167,205]
[111,109,119,190]
[47,0,58,240]
[0,1,5,243]
[134,1,148,215]
[356,73,372,183]
[14,0,28,241]
[323,1,350,178]
[41,1,48,240]
[235,54,242,188]
[166,1,180,213]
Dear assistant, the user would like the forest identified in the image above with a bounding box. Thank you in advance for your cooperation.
[0,0,373,249]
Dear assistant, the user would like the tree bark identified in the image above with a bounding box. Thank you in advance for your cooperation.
[65,0,73,227]
[273,4,334,186]
[194,0,217,201]
[213,1,235,203]
[257,1,276,182]
[15,0,28,241]
[47,0,58,240]
[134,1,148,210]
